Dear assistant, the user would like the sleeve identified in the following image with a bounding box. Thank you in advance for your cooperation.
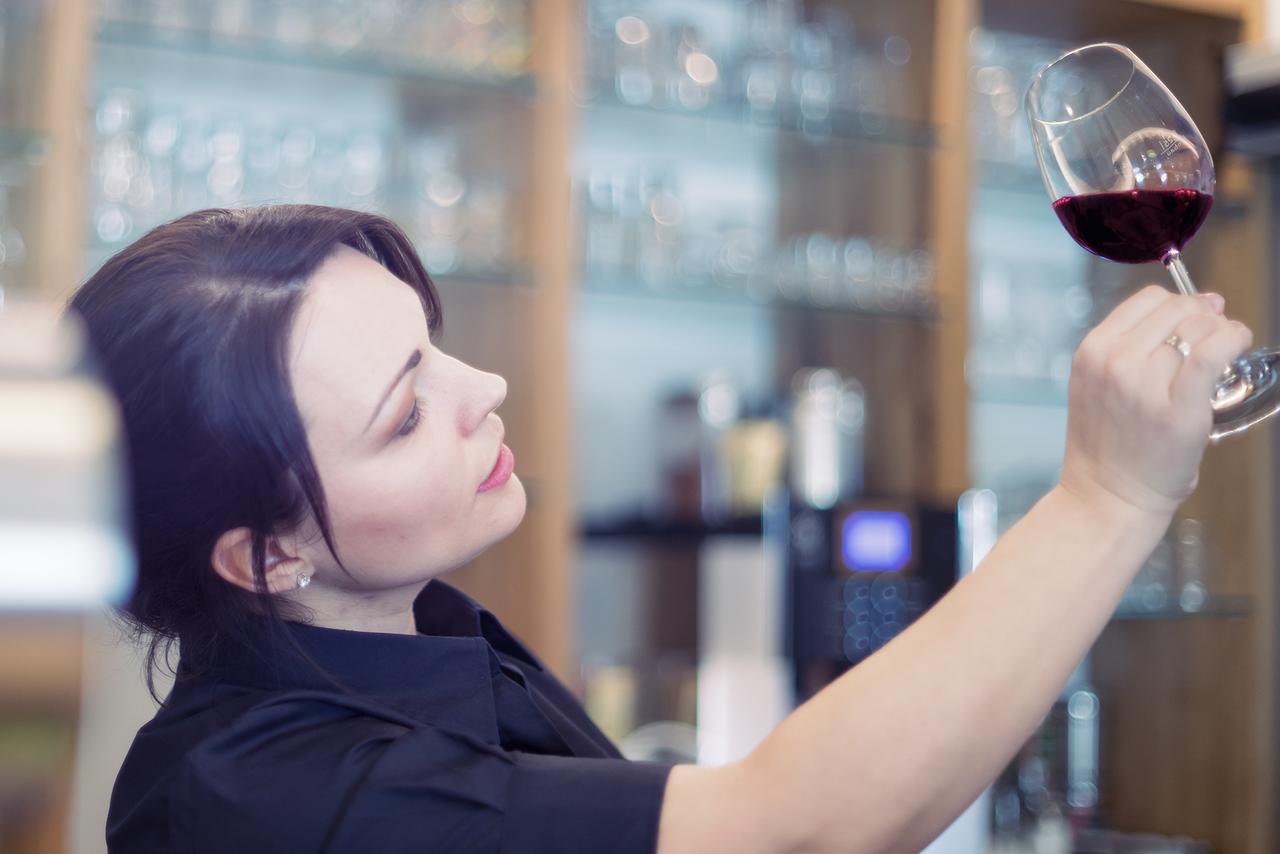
[500,751,674,854]
[173,697,674,854]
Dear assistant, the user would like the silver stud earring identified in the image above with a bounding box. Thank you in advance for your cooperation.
[296,574,312,590]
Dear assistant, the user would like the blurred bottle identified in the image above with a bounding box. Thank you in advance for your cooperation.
[787,368,865,509]
[696,373,739,524]
[718,414,788,518]
[1065,687,1099,823]
[657,387,702,522]
[581,662,638,743]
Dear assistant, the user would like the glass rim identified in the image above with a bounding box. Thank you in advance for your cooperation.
[1025,42,1138,129]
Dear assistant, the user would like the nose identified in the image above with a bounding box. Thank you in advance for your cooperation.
[462,366,506,436]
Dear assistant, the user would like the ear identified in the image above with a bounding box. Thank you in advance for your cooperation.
[211,527,311,595]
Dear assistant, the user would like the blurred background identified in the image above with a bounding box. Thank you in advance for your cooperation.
[1,0,1279,852]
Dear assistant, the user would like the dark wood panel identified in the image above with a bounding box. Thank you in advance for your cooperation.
[1092,617,1259,851]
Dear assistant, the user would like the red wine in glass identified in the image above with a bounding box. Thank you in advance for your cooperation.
[1052,189,1212,265]
[1027,43,1280,439]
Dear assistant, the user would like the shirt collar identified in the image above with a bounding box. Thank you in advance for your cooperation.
[187,579,540,743]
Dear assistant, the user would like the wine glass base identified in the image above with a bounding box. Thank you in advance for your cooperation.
[1210,347,1280,440]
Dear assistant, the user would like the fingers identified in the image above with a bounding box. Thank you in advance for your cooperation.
[1121,290,1223,355]
[1086,284,1169,351]
[1087,285,1224,356]
[1147,312,1224,381]
[1170,319,1254,412]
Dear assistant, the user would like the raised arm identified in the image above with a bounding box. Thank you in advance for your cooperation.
[656,286,1250,854]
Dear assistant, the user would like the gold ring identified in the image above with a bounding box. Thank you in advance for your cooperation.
[1165,334,1192,360]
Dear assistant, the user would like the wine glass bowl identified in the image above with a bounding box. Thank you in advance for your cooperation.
[1026,42,1280,439]
[1027,45,1212,199]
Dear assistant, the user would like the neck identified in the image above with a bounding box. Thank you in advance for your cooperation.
[295,581,429,636]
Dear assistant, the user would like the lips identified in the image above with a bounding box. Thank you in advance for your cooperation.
[478,443,514,493]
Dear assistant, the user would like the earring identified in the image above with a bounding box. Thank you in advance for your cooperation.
[296,574,312,590]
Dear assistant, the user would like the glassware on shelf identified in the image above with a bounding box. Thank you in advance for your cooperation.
[790,23,834,137]
[409,135,468,275]
[1113,516,1228,617]
[582,0,920,135]
[612,12,657,106]
[737,0,796,123]
[970,28,1065,172]
[635,172,684,288]
[968,259,1091,401]
[582,169,631,273]
[667,22,719,112]
[87,89,512,275]
[578,169,937,315]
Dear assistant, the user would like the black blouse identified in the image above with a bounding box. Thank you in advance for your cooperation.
[106,580,674,853]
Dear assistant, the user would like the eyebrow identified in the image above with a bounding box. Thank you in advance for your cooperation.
[362,349,423,436]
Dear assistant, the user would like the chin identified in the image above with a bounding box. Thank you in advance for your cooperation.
[461,478,525,566]
[491,474,528,535]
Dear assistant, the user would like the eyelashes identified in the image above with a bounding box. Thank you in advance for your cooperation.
[396,398,424,438]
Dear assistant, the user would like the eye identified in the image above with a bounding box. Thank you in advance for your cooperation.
[395,398,423,438]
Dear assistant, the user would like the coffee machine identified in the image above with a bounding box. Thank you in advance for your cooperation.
[780,495,952,701]
[773,489,996,702]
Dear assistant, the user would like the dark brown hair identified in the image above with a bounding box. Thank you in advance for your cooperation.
[66,205,442,700]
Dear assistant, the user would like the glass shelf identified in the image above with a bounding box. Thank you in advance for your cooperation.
[580,84,936,149]
[1113,594,1251,622]
[580,267,938,322]
[94,21,536,98]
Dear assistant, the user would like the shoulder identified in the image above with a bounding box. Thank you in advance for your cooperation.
[110,690,504,853]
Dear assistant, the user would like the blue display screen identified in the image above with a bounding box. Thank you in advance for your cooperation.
[841,511,913,572]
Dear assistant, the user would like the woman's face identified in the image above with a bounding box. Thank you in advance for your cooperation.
[283,245,526,591]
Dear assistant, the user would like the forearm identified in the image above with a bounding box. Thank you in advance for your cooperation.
[748,485,1169,854]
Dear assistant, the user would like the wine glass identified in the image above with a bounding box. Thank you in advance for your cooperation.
[1026,42,1280,439]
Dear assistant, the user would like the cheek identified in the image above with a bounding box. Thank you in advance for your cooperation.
[323,447,474,570]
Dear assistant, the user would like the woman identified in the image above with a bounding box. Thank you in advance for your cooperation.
[73,204,1248,853]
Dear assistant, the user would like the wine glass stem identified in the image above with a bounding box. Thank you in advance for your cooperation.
[1163,250,1199,297]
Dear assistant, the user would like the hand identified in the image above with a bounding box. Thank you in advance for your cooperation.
[1059,285,1253,522]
